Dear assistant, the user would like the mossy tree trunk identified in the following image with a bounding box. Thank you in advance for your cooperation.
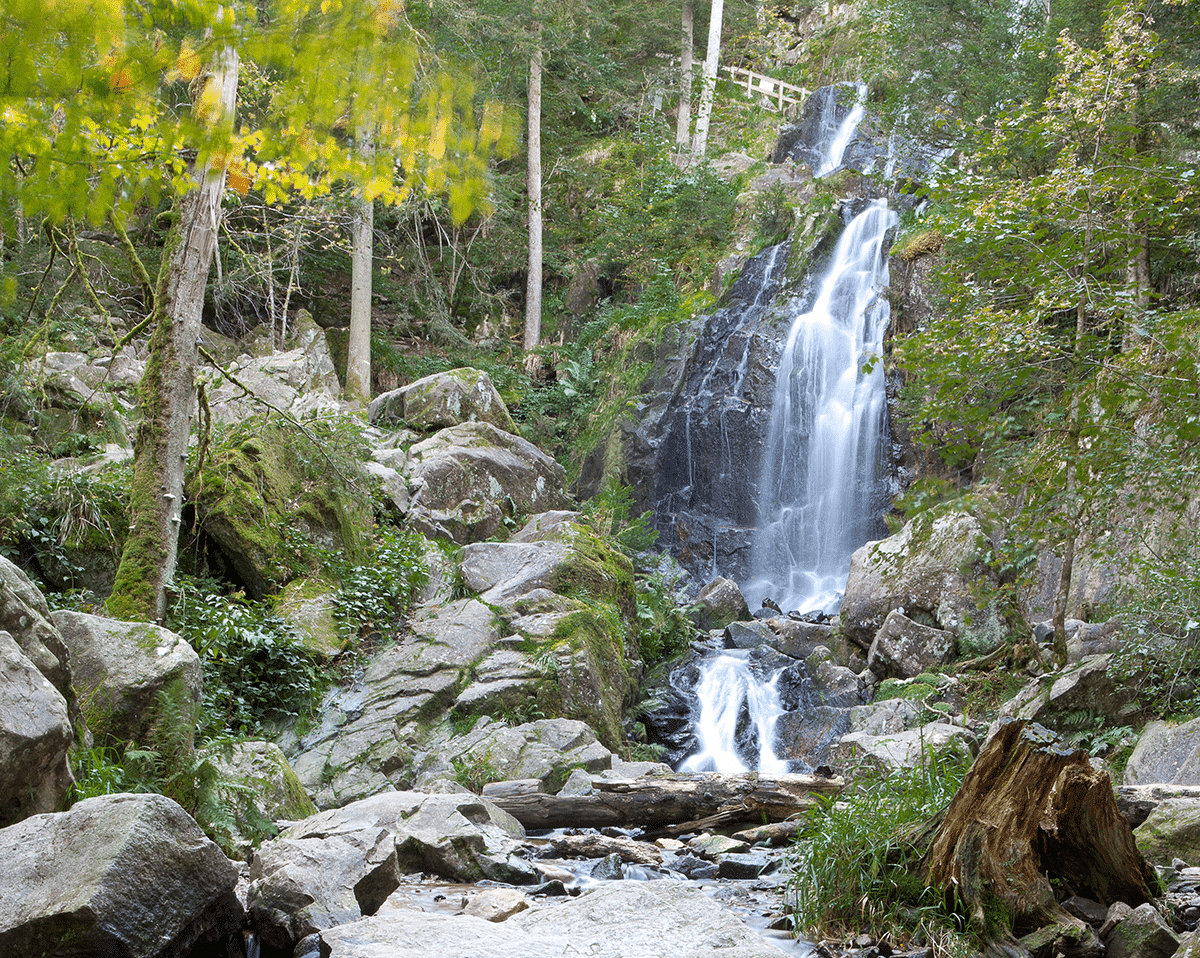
[922,719,1156,950]
[108,48,240,623]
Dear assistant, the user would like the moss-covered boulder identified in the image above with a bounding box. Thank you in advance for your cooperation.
[406,422,570,545]
[275,576,344,660]
[52,610,201,747]
[190,419,373,598]
[369,368,516,433]
[212,740,317,849]
[1135,798,1200,864]
[841,511,995,649]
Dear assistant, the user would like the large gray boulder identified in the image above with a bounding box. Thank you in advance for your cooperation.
[1135,798,1200,864]
[412,718,613,791]
[1125,718,1200,786]
[205,311,343,424]
[406,422,571,544]
[290,597,501,807]
[840,511,993,648]
[316,880,788,957]
[370,368,516,433]
[0,793,242,958]
[0,555,73,702]
[52,610,202,746]
[867,609,956,678]
[993,654,1140,733]
[249,791,533,951]
[0,630,73,826]
[1105,903,1180,958]
[830,721,974,772]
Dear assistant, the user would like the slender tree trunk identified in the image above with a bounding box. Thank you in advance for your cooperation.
[524,29,543,365]
[108,47,239,623]
[691,0,724,157]
[675,0,695,150]
[346,124,375,405]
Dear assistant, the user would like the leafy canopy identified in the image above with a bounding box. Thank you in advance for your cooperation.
[0,0,515,294]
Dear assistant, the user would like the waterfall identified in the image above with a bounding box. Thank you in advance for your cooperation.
[676,89,890,774]
[679,652,788,774]
[743,198,895,615]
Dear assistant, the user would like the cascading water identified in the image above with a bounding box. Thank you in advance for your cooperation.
[677,88,892,774]
[743,199,895,615]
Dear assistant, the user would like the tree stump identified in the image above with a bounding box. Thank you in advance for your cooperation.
[923,719,1157,943]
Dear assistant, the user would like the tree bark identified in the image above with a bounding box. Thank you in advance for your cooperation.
[675,0,695,150]
[523,28,543,366]
[346,124,375,405]
[922,720,1156,944]
[691,0,723,157]
[482,771,842,831]
[108,46,239,623]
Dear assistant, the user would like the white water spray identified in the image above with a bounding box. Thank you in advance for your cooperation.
[679,652,788,774]
[743,198,895,614]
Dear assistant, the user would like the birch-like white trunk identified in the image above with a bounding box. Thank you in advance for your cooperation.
[675,0,695,150]
[691,0,723,157]
[346,125,375,405]
[524,32,543,359]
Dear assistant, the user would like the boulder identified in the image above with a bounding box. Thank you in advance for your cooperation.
[867,609,956,678]
[695,578,750,630]
[1125,718,1200,786]
[191,420,374,598]
[1135,798,1200,864]
[1104,903,1181,958]
[406,422,570,544]
[317,880,790,957]
[205,311,343,424]
[0,630,73,827]
[412,718,613,792]
[764,618,838,661]
[831,722,974,772]
[0,555,73,702]
[464,889,531,922]
[290,598,501,807]
[249,790,533,950]
[211,739,317,826]
[840,511,994,647]
[993,655,1140,734]
[370,368,516,433]
[724,619,776,650]
[51,610,201,746]
[0,793,242,958]
[275,576,344,660]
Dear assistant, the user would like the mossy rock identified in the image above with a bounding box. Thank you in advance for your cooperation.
[190,419,372,597]
[275,576,345,660]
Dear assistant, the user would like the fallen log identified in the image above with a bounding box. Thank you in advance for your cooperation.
[922,719,1157,948]
[481,771,842,831]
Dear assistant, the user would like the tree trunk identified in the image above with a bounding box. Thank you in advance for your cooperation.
[108,46,239,623]
[481,771,841,831]
[523,29,543,365]
[922,720,1156,945]
[675,0,695,150]
[346,125,375,405]
[691,0,724,157]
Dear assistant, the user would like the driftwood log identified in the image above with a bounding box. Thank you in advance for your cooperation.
[922,718,1157,943]
[482,772,842,832]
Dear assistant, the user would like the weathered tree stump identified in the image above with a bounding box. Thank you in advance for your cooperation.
[922,719,1157,944]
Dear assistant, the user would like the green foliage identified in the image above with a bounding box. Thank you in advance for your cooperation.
[451,750,501,794]
[787,744,973,944]
[0,440,130,591]
[635,574,695,668]
[69,693,276,855]
[169,580,324,738]
[326,528,431,639]
[583,479,659,556]
[1047,710,1135,757]
[752,182,797,249]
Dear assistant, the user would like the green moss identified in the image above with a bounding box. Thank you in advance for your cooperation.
[876,676,939,703]
[544,604,635,749]
[549,525,637,621]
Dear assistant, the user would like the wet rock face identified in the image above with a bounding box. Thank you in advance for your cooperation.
[773,82,881,174]
[625,242,791,586]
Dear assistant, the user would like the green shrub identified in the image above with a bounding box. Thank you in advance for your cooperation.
[787,745,972,945]
[329,527,431,639]
[169,580,324,737]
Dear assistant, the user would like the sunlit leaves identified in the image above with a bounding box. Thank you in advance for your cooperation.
[0,0,514,248]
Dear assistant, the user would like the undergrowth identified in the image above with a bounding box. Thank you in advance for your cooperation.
[787,744,973,950]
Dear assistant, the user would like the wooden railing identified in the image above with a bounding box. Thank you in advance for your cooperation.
[721,65,809,112]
